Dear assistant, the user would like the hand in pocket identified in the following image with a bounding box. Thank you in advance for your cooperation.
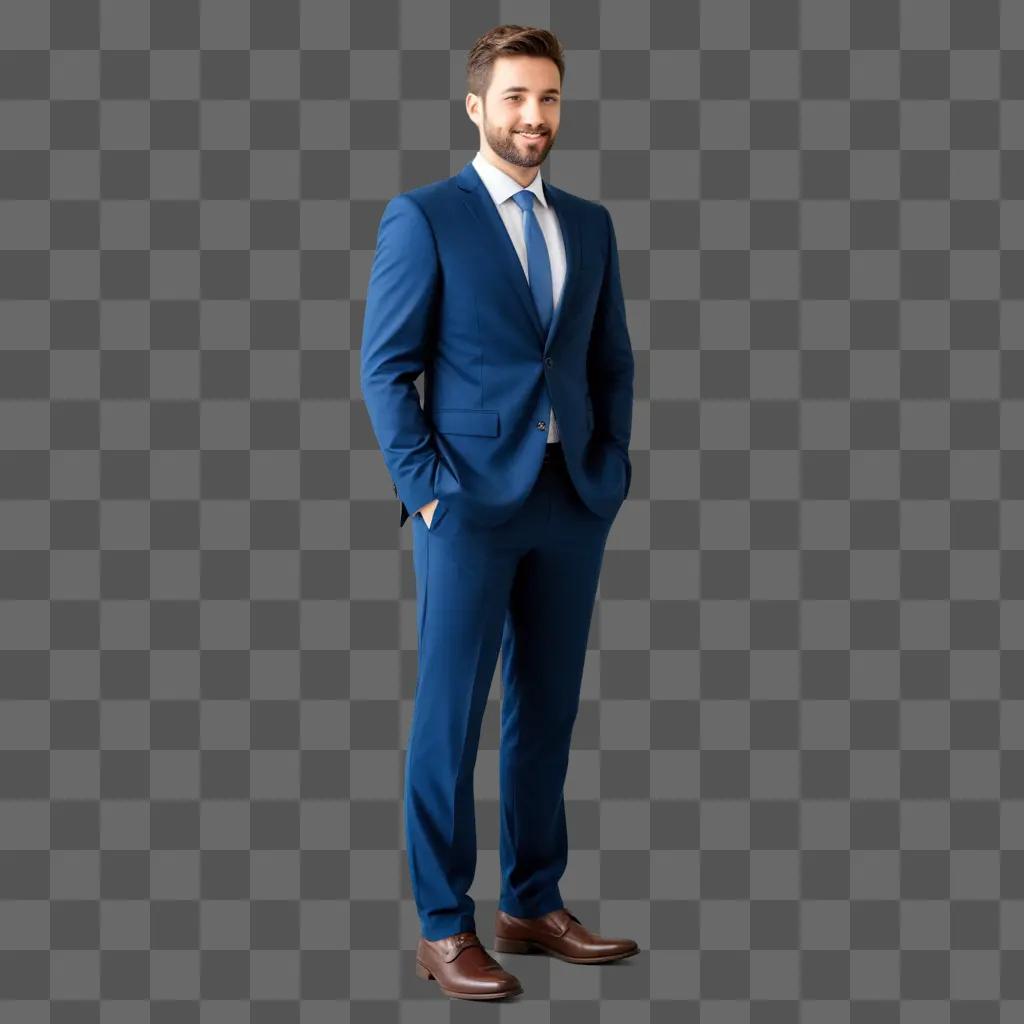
[418,498,439,528]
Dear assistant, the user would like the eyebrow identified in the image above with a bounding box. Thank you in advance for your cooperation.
[501,87,560,95]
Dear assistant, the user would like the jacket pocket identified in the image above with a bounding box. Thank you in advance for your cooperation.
[432,408,500,436]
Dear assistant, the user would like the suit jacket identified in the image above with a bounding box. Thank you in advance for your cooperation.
[360,159,634,529]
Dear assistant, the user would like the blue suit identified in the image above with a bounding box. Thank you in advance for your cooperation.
[360,159,634,940]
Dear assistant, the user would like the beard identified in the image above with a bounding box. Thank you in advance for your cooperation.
[483,111,554,167]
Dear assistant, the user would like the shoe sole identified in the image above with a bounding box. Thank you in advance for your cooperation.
[415,959,522,1000]
[493,936,640,964]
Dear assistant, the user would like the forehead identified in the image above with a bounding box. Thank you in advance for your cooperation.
[489,55,560,91]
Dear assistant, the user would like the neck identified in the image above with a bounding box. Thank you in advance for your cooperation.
[478,147,539,189]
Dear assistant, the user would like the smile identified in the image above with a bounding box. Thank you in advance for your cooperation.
[517,131,544,138]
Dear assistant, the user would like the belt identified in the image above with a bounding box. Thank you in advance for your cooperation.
[542,440,564,462]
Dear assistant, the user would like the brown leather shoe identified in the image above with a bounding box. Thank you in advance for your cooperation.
[415,930,523,1000]
[494,906,639,964]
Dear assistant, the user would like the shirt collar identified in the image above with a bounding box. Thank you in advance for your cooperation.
[472,150,548,209]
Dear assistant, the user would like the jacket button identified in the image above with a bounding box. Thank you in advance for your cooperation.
[537,421,546,430]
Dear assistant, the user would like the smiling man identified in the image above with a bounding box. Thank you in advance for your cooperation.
[360,24,638,1001]
[474,56,560,176]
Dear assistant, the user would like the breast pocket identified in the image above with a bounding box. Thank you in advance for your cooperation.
[432,408,500,436]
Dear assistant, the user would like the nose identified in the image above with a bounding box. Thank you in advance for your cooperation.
[521,99,546,125]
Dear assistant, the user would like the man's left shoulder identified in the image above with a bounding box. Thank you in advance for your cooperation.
[547,186,610,238]
[551,184,601,211]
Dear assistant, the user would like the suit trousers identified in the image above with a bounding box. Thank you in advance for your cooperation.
[405,441,615,941]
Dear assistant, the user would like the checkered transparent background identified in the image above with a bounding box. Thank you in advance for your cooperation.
[3,0,1024,1020]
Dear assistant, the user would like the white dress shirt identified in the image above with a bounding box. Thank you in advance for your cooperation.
[471,150,565,443]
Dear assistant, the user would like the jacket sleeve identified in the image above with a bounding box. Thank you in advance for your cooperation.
[587,205,635,496]
[359,194,441,521]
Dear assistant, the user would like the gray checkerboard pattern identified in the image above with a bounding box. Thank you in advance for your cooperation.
[2,0,1024,1020]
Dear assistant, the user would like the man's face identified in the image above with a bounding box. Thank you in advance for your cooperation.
[470,55,561,169]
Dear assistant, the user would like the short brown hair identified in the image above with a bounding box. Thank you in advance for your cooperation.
[466,25,565,100]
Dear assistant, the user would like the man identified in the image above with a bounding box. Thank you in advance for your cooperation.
[360,25,639,1001]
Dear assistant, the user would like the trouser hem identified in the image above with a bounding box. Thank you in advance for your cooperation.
[497,889,564,920]
[419,914,478,942]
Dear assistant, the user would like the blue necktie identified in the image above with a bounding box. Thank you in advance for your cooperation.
[511,189,553,334]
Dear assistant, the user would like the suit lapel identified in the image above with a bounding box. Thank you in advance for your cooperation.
[540,179,579,357]
[457,161,578,354]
